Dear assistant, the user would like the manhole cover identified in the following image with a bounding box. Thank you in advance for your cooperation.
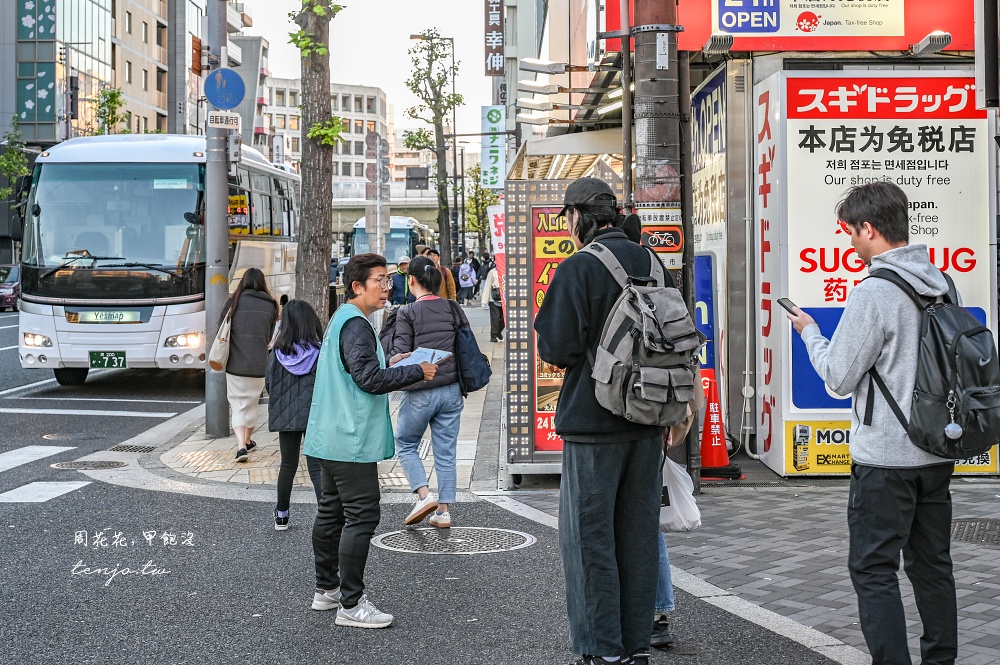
[107,445,156,453]
[51,461,127,470]
[952,519,1000,547]
[372,527,536,555]
[42,433,105,441]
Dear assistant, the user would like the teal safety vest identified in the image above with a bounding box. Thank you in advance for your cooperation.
[302,302,395,463]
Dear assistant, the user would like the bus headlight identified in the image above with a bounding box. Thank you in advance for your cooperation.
[165,333,201,348]
[23,333,53,348]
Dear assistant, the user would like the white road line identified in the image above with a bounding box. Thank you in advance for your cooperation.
[0,378,58,396]
[0,445,75,473]
[0,408,177,418]
[8,397,202,404]
[0,481,91,502]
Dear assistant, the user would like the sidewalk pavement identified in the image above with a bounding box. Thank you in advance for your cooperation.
[161,304,503,496]
[146,305,1000,664]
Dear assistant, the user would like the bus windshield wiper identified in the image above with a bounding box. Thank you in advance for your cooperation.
[40,254,125,280]
[99,262,184,279]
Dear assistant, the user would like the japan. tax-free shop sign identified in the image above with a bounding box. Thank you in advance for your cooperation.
[756,71,998,475]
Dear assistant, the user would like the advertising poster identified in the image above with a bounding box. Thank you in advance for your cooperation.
[637,207,684,268]
[692,66,729,409]
[713,0,904,38]
[486,203,507,312]
[531,206,576,451]
[764,71,999,475]
[481,106,506,190]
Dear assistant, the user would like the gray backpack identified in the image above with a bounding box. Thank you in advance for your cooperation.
[583,242,705,427]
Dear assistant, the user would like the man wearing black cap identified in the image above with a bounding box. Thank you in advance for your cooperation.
[534,177,674,665]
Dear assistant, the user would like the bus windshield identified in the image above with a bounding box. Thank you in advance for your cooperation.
[20,163,206,300]
[352,229,413,263]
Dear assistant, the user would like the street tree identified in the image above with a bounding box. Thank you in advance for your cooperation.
[404,29,463,263]
[465,163,499,255]
[94,87,126,134]
[0,117,30,203]
[289,0,345,319]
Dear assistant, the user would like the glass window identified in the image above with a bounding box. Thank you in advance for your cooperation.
[142,116,148,132]
[291,137,299,152]
[126,11,132,33]
[342,162,351,175]
[142,21,148,43]
[331,97,338,112]
[354,163,364,177]
[275,90,285,106]
[125,60,132,83]
[142,69,148,90]
[331,162,338,176]
[354,141,363,155]
[251,190,273,235]
[366,96,375,114]
[275,115,285,129]
[290,91,298,106]
[354,119,363,134]
[228,185,250,234]
[366,120,375,133]
[342,94,350,109]
[289,116,298,130]
[354,96,363,113]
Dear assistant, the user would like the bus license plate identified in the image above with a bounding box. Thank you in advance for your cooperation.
[89,351,127,369]
[78,311,141,323]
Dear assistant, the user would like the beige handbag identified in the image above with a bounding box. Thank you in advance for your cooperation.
[208,315,232,371]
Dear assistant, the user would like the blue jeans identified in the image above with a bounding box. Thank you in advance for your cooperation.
[656,532,675,613]
[395,383,464,505]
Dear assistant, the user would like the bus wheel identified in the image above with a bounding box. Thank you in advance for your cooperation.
[54,368,89,386]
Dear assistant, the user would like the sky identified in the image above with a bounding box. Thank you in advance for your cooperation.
[245,0,493,151]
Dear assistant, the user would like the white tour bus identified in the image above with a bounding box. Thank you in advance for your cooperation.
[16,134,299,385]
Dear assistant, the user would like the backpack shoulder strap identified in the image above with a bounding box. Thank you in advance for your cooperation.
[863,368,909,430]
[641,244,668,288]
[940,270,958,305]
[578,242,629,289]
[865,269,927,308]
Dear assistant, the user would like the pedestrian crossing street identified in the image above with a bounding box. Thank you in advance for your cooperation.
[0,445,91,503]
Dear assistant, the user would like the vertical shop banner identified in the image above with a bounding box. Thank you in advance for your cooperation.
[531,207,576,451]
[754,74,784,462]
[481,106,506,190]
[772,71,998,475]
[486,203,507,312]
[712,0,905,38]
[692,65,729,401]
[484,0,504,76]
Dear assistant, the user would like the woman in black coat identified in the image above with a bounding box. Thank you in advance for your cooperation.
[265,300,324,531]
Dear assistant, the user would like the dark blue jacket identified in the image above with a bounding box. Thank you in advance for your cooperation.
[391,270,415,305]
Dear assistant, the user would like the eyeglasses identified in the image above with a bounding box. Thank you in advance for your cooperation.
[367,275,390,289]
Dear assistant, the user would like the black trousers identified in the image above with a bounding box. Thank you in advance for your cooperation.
[276,430,323,510]
[489,302,504,340]
[560,435,662,657]
[848,463,957,665]
[312,459,381,608]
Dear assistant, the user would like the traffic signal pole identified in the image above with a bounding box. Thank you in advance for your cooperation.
[205,0,230,438]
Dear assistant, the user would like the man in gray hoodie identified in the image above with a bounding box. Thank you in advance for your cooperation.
[787,182,957,665]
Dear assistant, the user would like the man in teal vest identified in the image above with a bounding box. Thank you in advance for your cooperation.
[304,253,437,629]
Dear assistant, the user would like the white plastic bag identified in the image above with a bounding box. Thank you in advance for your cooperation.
[660,458,701,532]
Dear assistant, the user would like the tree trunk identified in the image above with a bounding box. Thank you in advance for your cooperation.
[295,9,334,320]
[434,120,452,262]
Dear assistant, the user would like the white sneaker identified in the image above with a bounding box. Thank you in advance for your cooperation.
[404,493,438,525]
[310,587,342,611]
[335,594,394,629]
[429,511,452,528]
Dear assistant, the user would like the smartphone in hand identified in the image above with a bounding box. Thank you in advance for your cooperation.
[777,298,798,314]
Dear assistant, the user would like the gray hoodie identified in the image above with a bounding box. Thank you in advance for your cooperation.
[801,243,955,468]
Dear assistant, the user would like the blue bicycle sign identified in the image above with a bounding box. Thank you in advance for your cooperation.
[204,68,245,111]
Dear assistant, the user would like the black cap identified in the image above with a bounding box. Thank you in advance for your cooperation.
[557,177,618,217]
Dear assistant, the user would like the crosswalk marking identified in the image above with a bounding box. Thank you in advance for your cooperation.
[0,408,176,418]
[0,445,75,473]
[0,481,91,502]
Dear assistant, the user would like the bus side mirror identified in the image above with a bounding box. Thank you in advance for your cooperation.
[14,174,31,199]
[9,212,23,242]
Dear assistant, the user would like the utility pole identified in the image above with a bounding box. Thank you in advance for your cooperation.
[620,0,634,209]
[459,146,466,255]
[204,0,229,438]
[633,0,700,488]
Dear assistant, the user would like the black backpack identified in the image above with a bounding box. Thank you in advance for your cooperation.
[863,269,1000,460]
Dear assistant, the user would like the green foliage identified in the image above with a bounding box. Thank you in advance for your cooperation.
[402,128,435,153]
[0,117,30,201]
[95,87,126,135]
[404,28,464,126]
[307,117,346,146]
[288,1,344,57]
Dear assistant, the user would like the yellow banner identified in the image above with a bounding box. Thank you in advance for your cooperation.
[534,236,576,259]
[783,420,1000,475]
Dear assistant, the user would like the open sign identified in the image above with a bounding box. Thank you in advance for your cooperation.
[640,225,684,253]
